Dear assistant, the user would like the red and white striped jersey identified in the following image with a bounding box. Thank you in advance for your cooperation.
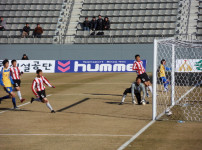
[132,61,145,75]
[10,67,21,80]
[32,76,52,97]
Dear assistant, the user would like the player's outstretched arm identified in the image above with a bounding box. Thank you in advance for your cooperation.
[141,84,146,100]
[165,67,171,71]
[131,83,135,101]
[42,76,55,88]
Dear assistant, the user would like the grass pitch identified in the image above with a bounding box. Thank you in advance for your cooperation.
[0,73,201,150]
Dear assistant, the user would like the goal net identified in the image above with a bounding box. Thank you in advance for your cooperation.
[153,38,202,121]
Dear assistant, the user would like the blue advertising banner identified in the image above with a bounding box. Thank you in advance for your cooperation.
[55,60,146,73]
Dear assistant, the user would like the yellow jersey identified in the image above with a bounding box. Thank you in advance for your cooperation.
[0,68,12,87]
[158,64,166,78]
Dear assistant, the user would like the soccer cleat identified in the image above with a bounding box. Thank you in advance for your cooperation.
[119,102,124,105]
[14,107,20,110]
[132,100,137,104]
[30,97,34,103]
[20,98,25,103]
[141,100,146,105]
[51,110,56,113]
[163,88,168,92]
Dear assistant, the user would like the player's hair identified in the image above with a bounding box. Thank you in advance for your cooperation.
[2,59,9,66]
[135,54,140,59]
[136,77,141,81]
[36,69,42,74]
[161,59,166,64]
[11,59,16,64]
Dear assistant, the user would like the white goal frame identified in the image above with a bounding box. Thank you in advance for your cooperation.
[152,38,202,121]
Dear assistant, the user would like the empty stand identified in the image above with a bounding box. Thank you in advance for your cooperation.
[0,0,63,44]
[74,0,179,44]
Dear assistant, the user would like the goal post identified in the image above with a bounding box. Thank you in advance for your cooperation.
[152,38,202,121]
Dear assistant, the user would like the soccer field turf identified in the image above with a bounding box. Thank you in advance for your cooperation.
[0,73,201,150]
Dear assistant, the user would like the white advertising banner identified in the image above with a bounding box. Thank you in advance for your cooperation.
[176,59,202,72]
[0,60,55,73]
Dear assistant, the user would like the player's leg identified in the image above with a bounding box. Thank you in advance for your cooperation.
[142,73,152,96]
[0,87,11,103]
[41,98,55,113]
[120,87,131,105]
[14,80,25,103]
[143,82,150,97]
[160,77,169,92]
[0,94,10,104]
[10,91,18,109]
[147,81,153,93]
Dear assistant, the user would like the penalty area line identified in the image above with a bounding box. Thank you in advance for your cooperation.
[0,94,52,114]
[0,133,133,137]
[22,83,130,85]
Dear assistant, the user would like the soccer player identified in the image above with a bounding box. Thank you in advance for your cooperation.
[0,59,18,109]
[132,54,152,97]
[158,59,171,92]
[119,77,147,105]
[10,60,25,103]
[31,69,56,113]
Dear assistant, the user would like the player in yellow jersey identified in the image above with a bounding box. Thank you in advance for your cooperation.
[158,59,171,92]
[0,59,18,109]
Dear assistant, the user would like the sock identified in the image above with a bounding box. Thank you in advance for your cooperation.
[148,86,153,93]
[17,91,22,100]
[121,94,126,103]
[164,81,169,90]
[12,97,16,108]
[46,102,53,111]
[0,95,10,100]
[34,98,41,102]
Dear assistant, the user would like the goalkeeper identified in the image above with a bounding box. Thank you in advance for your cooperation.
[119,77,147,105]
[158,59,171,92]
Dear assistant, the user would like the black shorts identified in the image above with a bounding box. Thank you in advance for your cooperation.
[138,73,150,83]
[13,79,21,87]
[37,90,46,100]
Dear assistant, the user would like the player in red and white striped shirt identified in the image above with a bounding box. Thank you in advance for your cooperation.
[132,55,153,97]
[31,69,56,113]
[10,60,25,103]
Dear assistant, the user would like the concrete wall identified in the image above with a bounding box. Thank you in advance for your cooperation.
[0,44,154,72]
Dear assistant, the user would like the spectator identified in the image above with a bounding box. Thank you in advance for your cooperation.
[33,24,43,38]
[103,17,110,30]
[96,15,104,31]
[0,17,6,31]
[22,54,29,60]
[90,16,97,31]
[83,17,90,31]
[22,23,31,38]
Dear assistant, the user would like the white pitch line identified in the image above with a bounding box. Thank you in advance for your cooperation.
[0,94,52,114]
[117,82,201,150]
[21,83,130,85]
[117,120,155,150]
[0,133,132,137]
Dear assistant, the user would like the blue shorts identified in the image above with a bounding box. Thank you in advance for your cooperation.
[160,77,167,83]
[4,87,13,94]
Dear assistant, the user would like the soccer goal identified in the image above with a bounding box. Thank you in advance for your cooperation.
[152,38,202,121]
